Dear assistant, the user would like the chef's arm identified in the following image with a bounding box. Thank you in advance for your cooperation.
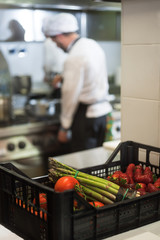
[58,126,70,143]
[57,57,84,143]
[52,74,63,88]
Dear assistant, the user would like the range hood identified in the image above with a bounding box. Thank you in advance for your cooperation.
[0,0,121,11]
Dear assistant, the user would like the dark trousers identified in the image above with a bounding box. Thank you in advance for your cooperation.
[71,103,106,153]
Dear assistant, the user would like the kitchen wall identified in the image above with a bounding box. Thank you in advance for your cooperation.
[0,8,121,94]
[99,41,121,78]
[0,42,49,94]
[121,0,160,148]
[0,41,121,94]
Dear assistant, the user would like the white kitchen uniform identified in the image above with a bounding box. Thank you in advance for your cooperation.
[60,37,112,130]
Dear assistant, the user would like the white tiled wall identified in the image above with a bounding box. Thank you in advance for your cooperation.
[121,0,160,147]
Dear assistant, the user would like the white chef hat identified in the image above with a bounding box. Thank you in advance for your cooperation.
[42,13,79,37]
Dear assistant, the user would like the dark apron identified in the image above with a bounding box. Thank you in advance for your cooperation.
[71,103,106,152]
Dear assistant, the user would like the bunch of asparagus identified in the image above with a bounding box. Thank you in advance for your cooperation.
[49,158,124,205]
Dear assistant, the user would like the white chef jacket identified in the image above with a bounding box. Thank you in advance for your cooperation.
[61,37,112,129]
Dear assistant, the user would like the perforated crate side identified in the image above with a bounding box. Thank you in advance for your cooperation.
[0,165,75,240]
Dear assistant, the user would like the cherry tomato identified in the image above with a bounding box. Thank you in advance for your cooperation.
[54,176,79,192]
[89,201,104,208]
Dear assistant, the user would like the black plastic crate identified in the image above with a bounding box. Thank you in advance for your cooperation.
[1,141,160,240]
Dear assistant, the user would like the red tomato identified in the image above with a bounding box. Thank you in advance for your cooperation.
[89,201,104,208]
[54,176,80,192]
[33,193,47,210]
[74,191,86,208]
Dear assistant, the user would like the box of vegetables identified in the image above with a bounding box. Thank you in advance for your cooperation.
[1,141,160,240]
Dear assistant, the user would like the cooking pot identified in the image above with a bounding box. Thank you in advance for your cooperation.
[0,96,12,123]
[25,98,61,118]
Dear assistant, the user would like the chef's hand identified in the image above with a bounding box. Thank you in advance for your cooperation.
[52,74,63,88]
[57,129,70,143]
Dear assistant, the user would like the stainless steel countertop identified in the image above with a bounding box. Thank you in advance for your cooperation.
[54,146,114,169]
[0,118,60,138]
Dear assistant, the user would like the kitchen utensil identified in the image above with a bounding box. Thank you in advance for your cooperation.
[0,96,12,123]
[25,98,61,118]
[13,75,32,95]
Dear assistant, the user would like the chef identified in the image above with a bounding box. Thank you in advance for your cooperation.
[42,13,112,152]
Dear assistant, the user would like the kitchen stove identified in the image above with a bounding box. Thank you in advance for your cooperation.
[0,117,69,178]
